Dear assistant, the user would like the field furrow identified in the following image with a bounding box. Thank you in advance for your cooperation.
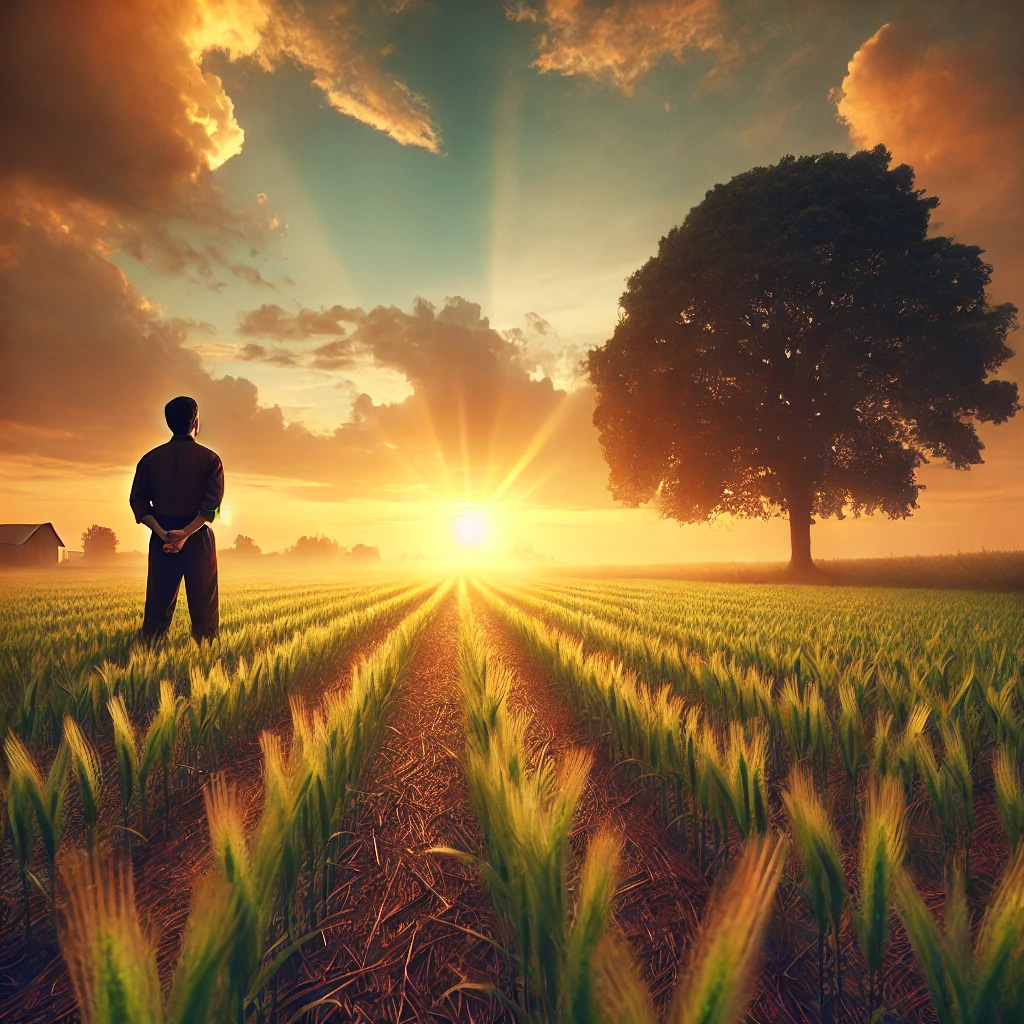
[275,588,510,1023]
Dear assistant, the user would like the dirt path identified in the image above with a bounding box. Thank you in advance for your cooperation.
[0,591,431,1024]
[276,590,513,1024]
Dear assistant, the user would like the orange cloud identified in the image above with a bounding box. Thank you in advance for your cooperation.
[256,3,440,152]
[834,16,1024,522]
[511,0,728,94]
[0,208,607,507]
[835,19,1024,295]
[0,0,437,252]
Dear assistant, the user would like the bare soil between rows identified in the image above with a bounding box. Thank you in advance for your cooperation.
[274,589,513,1024]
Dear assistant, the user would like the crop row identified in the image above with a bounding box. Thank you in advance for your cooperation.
[51,585,448,1024]
[527,578,1024,684]
[1,578,405,679]
[3,580,419,741]
[477,581,1024,1022]
[3,582,438,958]
[0,578,369,666]
[499,582,1024,794]
[439,584,786,1024]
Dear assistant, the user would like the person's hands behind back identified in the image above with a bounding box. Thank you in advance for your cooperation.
[162,529,188,553]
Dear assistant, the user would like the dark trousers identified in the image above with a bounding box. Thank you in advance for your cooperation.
[142,520,219,642]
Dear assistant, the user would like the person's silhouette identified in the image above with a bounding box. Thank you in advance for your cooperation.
[130,396,224,642]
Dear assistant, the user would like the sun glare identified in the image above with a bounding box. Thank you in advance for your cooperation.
[452,510,490,548]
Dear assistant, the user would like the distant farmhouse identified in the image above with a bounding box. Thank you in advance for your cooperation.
[0,523,65,565]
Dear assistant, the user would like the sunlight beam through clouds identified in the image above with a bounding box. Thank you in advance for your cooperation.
[4,0,1024,564]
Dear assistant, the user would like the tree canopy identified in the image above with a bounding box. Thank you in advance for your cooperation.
[81,524,118,560]
[232,534,261,556]
[587,146,1019,570]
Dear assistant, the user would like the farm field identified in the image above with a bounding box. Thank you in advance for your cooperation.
[2,572,1024,1024]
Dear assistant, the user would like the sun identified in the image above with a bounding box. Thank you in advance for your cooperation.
[452,510,490,548]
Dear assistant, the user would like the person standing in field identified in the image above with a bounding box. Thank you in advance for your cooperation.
[129,396,224,642]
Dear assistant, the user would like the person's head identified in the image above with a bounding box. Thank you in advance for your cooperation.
[165,396,199,436]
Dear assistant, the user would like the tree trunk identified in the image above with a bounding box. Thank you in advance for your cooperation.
[788,489,815,574]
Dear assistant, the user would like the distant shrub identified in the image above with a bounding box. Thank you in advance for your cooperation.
[232,534,261,556]
[81,525,118,561]
[285,535,381,562]
[287,534,342,559]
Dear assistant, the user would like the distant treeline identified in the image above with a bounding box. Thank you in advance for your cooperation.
[546,550,1024,593]
[225,533,381,562]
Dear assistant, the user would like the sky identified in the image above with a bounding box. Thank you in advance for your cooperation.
[2,0,1022,565]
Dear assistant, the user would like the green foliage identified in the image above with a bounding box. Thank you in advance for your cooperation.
[592,837,785,1024]
[784,768,847,933]
[63,714,102,849]
[836,680,866,797]
[138,680,182,826]
[993,747,1024,851]
[455,592,786,1024]
[707,724,769,840]
[56,588,446,1024]
[5,571,1024,1024]
[450,608,611,1021]
[61,854,162,1024]
[783,767,848,1014]
[60,853,238,1024]
[4,733,40,941]
[897,854,1024,1024]
[586,146,1019,567]
[107,695,139,830]
[855,776,907,1016]
[668,837,786,1024]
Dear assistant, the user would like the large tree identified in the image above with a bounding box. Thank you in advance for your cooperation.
[587,147,1019,572]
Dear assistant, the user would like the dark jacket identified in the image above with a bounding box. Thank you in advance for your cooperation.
[130,435,224,526]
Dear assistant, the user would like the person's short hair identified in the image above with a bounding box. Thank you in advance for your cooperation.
[165,396,199,435]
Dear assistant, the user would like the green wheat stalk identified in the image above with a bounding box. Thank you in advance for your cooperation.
[896,851,1024,1023]
[855,775,907,1023]
[64,714,103,851]
[783,766,848,1018]
[4,733,39,945]
[993,746,1024,850]
[108,695,139,834]
[60,853,163,1024]
[668,834,787,1024]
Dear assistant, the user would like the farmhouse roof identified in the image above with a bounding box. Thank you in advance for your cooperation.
[0,523,66,547]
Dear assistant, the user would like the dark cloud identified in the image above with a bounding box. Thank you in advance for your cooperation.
[237,342,299,367]
[311,340,360,370]
[0,0,439,284]
[0,0,439,215]
[230,264,276,289]
[238,303,364,340]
